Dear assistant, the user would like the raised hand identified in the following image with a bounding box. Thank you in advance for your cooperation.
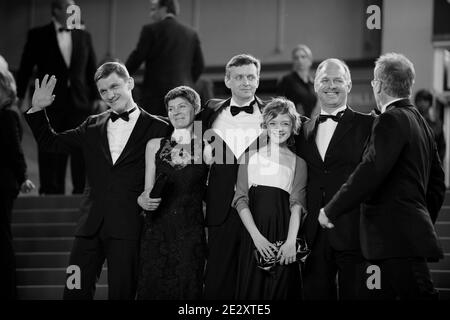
[31,75,57,110]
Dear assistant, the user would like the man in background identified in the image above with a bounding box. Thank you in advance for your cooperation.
[126,0,204,116]
[17,0,98,195]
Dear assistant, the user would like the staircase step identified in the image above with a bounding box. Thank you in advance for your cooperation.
[431,270,450,288]
[439,206,450,221]
[436,221,450,235]
[12,209,81,223]
[14,237,74,252]
[16,252,70,268]
[12,222,77,237]
[439,237,450,252]
[17,284,108,300]
[14,195,83,210]
[16,268,107,286]
[429,254,450,270]
[437,288,450,300]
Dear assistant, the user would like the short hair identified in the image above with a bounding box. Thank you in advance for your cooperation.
[94,61,130,83]
[164,86,201,113]
[414,89,433,106]
[0,69,17,107]
[51,0,74,16]
[374,52,415,98]
[158,0,179,15]
[315,58,351,83]
[292,44,313,61]
[225,54,261,79]
[261,97,302,135]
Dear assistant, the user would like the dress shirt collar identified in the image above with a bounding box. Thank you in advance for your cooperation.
[319,105,347,116]
[381,98,404,114]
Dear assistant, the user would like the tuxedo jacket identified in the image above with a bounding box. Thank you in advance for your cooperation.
[0,108,27,194]
[25,108,169,240]
[17,23,98,112]
[325,99,445,260]
[295,107,374,251]
[126,17,204,113]
[200,97,266,226]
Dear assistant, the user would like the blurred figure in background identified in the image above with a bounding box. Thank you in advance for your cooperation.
[414,89,446,162]
[17,0,98,195]
[126,0,205,116]
[277,44,318,118]
[0,60,35,299]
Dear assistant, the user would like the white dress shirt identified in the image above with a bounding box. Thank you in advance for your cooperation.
[53,20,72,68]
[107,106,141,164]
[380,98,403,114]
[315,105,347,161]
[212,98,263,159]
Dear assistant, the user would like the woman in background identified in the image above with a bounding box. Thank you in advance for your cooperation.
[0,60,35,299]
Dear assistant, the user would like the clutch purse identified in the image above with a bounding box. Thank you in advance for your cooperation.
[254,238,310,272]
[149,172,169,198]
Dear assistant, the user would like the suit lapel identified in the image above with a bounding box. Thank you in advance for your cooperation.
[326,107,355,155]
[114,109,148,166]
[48,23,69,71]
[69,30,80,70]
[304,116,323,164]
[97,112,113,166]
[205,98,230,129]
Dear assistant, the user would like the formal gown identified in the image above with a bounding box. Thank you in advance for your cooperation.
[136,136,207,300]
[233,148,307,299]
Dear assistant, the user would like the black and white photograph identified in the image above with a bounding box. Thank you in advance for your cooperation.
[1,0,450,313]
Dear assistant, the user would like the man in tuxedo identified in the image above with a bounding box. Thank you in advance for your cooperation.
[201,54,265,299]
[25,62,169,299]
[295,59,374,299]
[17,0,98,195]
[126,0,204,116]
[320,53,445,299]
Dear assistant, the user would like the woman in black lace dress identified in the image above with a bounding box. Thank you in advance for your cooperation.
[136,86,207,300]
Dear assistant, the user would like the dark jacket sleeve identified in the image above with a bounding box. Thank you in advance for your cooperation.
[191,33,204,83]
[25,109,86,154]
[17,29,37,99]
[426,145,446,223]
[85,31,99,102]
[126,26,152,75]
[1,110,27,186]
[324,112,406,220]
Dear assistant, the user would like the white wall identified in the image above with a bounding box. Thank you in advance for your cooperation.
[382,0,434,94]
[1,0,370,70]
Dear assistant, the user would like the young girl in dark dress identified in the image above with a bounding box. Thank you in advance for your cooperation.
[232,97,307,299]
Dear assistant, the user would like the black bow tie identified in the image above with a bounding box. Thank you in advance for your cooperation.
[230,104,254,116]
[110,107,136,122]
[58,27,72,32]
[318,110,345,123]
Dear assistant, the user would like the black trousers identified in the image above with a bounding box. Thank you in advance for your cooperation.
[302,228,372,300]
[0,192,17,299]
[63,222,140,300]
[370,257,438,300]
[204,210,242,299]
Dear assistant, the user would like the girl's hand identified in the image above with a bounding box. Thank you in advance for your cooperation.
[252,233,278,260]
[278,239,297,265]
